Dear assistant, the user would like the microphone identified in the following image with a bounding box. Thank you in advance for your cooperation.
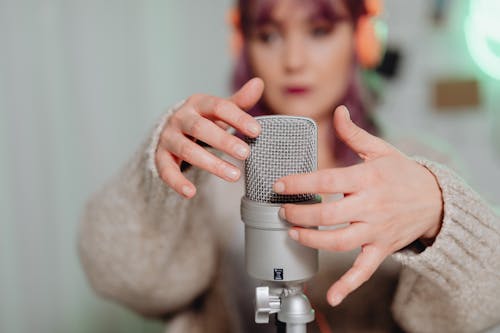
[241,115,319,329]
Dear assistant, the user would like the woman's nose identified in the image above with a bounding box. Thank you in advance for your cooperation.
[283,35,306,73]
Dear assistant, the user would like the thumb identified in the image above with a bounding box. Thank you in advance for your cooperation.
[230,77,265,110]
[333,105,395,161]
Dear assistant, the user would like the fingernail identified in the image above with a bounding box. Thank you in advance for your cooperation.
[247,122,260,136]
[278,207,286,220]
[330,294,344,307]
[289,229,299,241]
[182,185,194,197]
[343,107,351,121]
[225,167,240,180]
[235,144,249,159]
[274,181,285,193]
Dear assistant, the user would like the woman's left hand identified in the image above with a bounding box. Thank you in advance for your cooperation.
[273,106,443,307]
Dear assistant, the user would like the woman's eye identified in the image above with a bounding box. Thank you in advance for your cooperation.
[311,25,333,38]
[256,30,279,44]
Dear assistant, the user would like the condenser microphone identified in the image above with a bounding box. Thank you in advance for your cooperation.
[241,115,320,283]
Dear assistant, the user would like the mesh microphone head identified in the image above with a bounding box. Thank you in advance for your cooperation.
[244,116,318,203]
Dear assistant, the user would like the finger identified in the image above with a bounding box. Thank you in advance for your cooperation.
[289,223,372,252]
[214,120,230,130]
[229,77,265,110]
[274,164,368,195]
[196,96,261,138]
[326,244,387,306]
[333,105,396,161]
[165,131,242,182]
[181,114,250,160]
[281,195,363,227]
[156,149,197,198]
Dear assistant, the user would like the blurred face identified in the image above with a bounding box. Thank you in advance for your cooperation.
[247,0,355,121]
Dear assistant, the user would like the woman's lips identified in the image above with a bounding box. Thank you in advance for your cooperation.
[284,86,311,95]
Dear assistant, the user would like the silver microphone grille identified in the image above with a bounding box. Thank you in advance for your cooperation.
[244,116,318,203]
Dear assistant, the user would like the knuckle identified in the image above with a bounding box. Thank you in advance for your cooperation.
[160,126,173,146]
[347,126,363,144]
[187,93,203,104]
[179,143,195,161]
[189,117,204,136]
[235,112,248,126]
[322,235,335,249]
[286,206,300,222]
[332,242,347,252]
[213,159,228,175]
[184,96,195,107]
[356,267,370,284]
[213,100,229,118]
[220,132,236,148]
[342,271,359,288]
[332,233,353,252]
[168,111,180,125]
[282,177,294,192]
[157,164,171,185]
[186,95,197,104]
[229,138,244,152]
[291,177,303,191]
[298,230,311,244]
[168,110,186,128]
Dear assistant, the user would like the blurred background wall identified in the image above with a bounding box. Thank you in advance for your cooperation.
[0,0,498,332]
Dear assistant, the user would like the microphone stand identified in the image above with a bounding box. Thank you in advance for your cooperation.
[242,115,320,333]
[255,283,314,333]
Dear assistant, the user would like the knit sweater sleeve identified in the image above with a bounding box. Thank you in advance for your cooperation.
[391,157,500,333]
[78,101,220,317]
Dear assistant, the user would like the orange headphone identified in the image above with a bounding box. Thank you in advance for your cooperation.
[357,0,383,68]
[227,0,384,69]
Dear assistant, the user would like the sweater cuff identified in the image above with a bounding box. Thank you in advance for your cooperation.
[146,100,186,179]
[392,157,499,291]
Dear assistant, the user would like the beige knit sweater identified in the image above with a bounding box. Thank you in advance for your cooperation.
[79,104,500,333]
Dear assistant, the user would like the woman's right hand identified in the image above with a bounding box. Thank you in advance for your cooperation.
[155,78,265,198]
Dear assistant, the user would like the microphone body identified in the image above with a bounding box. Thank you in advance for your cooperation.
[241,115,319,283]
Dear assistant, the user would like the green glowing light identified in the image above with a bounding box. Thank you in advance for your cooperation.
[465,0,500,80]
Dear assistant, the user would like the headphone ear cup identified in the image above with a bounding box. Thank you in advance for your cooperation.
[229,29,244,59]
[227,8,244,59]
[356,16,383,68]
[365,0,383,16]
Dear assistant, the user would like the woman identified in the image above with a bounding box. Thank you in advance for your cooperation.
[78,0,500,332]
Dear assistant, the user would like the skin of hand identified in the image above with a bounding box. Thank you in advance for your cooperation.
[155,77,264,198]
[273,105,444,307]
